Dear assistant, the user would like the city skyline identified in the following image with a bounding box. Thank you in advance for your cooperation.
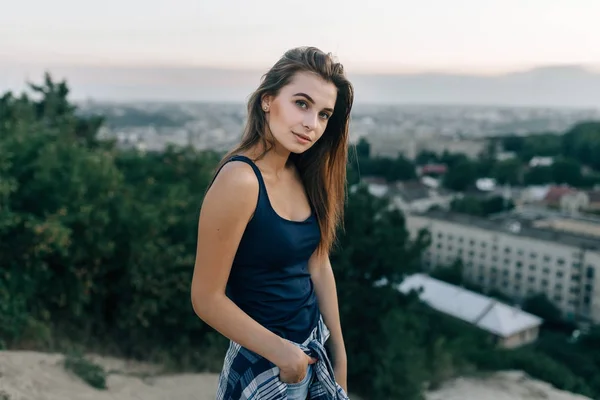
[2,0,600,74]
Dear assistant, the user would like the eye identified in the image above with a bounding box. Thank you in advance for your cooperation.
[319,112,331,120]
[295,100,308,109]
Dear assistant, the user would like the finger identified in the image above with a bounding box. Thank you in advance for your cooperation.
[307,356,318,364]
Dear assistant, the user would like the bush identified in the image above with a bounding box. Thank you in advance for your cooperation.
[63,352,107,390]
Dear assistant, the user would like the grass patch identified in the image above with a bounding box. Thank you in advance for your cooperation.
[63,352,108,390]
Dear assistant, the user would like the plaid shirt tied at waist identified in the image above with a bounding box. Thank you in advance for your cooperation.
[216,316,349,400]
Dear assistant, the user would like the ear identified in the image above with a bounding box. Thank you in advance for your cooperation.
[261,94,274,110]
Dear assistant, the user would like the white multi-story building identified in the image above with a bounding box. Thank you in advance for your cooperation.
[405,211,600,324]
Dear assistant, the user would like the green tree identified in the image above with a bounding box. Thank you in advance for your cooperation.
[332,184,430,398]
[522,294,562,325]
[491,158,522,185]
[355,137,371,159]
[431,259,464,285]
[443,160,477,191]
[415,150,440,166]
[562,122,600,171]
[524,166,553,185]
[551,157,582,186]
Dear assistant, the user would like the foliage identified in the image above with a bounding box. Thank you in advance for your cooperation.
[64,352,108,390]
[522,294,563,325]
[350,138,417,182]
[450,195,514,217]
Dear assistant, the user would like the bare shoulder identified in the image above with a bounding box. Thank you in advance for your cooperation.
[201,161,259,218]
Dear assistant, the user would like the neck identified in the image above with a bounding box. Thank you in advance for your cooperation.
[250,139,291,176]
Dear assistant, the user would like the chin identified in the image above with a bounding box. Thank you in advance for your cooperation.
[288,143,313,154]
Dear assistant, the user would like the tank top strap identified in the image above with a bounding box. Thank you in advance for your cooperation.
[226,155,267,190]
[208,154,267,196]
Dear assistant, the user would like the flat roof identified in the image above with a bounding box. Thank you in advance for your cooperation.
[413,210,600,251]
[398,274,543,338]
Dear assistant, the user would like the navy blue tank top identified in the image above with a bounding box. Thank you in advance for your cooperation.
[214,155,321,343]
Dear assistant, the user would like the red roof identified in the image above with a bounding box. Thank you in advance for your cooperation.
[543,186,575,204]
[421,164,448,174]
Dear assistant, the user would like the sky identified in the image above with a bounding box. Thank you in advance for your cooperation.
[1,0,600,75]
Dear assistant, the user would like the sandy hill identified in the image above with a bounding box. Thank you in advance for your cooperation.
[0,351,592,400]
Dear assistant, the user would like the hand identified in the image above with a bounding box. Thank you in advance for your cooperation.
[275,341,317,384]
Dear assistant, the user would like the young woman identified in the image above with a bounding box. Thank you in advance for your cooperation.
[191,46,354,400]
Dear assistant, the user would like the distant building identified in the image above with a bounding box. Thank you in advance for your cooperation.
[398,274,543,348]
[357,178,457,214]
[560,191,590,215]
[519,185,590,214]
[405,210,600,324]
[359,176,389,198]
[519,185,552,205]
[391,181,456,213]
[419,164,448,176]
[587,191,600,212]
[496,151,517,161]
[529,157,554,168]
[543,185,576,208]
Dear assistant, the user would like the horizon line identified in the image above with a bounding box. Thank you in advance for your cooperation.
[3,58,600,77]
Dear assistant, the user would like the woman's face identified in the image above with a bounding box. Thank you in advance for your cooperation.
[262,71,338,154]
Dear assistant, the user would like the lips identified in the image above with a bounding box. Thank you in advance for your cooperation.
[293,132,312,142]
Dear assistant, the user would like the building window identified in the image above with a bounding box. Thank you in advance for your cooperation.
[554,295,563,302]
[587,267,595,279]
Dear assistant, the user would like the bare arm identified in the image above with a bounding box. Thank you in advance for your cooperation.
[190,162,312,382]
[308,250,347,391]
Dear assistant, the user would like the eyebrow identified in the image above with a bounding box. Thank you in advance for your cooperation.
[293,92,334,113]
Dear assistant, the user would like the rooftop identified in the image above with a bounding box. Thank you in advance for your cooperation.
[398,274,543,338]
[415,209,600,251]
[392,181,432,202]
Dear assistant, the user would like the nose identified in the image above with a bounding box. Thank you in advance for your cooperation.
[303,111,318,131]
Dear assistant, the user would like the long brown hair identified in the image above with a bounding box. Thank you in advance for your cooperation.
[214,46,354,256]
